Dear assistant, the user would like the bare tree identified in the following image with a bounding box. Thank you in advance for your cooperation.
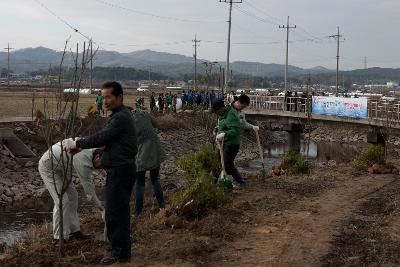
[39,39,97,254]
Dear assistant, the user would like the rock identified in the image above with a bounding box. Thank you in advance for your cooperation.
[10,187,21,197]
[0,195,12,203]
[24,161,36,167]
[14,195,24,201]
[4,188,15,198]
[0,186,4,195]
[327,160,337,167]
[35,187,48,198]
[1,149,10,156]
[14,127,23,133]
[164,214,183,229]
[27,129,36,135]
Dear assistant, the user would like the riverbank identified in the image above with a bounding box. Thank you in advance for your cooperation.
[2,155,400,266]
[0,113,264,206]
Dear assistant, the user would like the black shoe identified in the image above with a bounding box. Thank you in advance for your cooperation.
[52,239,68,247]
[100,253,131,266]
[69,231,91,241]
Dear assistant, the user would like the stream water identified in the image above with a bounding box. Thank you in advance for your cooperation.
[240,140,363,173]
[0,140,363,245]
[0,192,99,245]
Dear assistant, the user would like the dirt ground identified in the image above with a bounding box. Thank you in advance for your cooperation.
[1,160,399,266]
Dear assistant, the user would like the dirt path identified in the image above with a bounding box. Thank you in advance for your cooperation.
[208,173,396,267]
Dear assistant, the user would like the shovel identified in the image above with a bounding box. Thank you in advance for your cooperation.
[217,136,233,189]
[255,129,266,175]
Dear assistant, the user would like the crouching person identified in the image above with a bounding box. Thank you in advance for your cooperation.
[130,108,166,217]
[38,142,104,246]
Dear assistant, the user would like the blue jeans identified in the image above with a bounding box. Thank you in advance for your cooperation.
[135,167,165,216]
[105,164,135,259]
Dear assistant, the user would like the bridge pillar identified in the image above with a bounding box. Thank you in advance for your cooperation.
[283,123,302,152]
[367,129,386,147]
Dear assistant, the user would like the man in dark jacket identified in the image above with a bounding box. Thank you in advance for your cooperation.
[63,81,136,265]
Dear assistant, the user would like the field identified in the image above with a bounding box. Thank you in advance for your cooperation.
[0,89,148,119]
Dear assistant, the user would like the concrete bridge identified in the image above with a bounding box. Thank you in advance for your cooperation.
[245,95,400,149]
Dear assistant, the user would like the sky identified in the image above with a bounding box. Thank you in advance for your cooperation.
[1,0,399,70]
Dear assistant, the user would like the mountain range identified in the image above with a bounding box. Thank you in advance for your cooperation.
[0,47,332,77]
[0,47,399,82]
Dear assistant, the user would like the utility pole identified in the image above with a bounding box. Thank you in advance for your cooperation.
[90,38,93,91]
[192,35,200,90]
[279,16,296,94]
[220,0,242,96]
[3,43,14,87]
[329,27,344,95]
[148,66,151,82]
[364,56,367,69]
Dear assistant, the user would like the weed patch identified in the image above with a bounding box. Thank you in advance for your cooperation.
[352,144,385,171]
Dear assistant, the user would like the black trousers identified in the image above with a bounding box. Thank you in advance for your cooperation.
[105,164,136,258]
[214,144,246,185]
[223,144,246,185]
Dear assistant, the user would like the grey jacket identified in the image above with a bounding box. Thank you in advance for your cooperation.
[237,110,255,130]
[76,105,137,169]
[131,110,166,172]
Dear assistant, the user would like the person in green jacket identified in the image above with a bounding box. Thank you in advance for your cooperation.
[213,99,246,187]
[129,108,166,216]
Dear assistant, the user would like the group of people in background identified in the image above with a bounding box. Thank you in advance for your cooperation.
[147,89,224,113]
[149,92,178,113]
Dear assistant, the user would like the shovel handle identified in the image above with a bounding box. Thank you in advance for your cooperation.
[217,137,226,175]
[255,129,264,162]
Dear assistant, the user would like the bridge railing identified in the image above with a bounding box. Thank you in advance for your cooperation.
[249,95,311,114]
[369,99,400,122]
[248,95,400,124]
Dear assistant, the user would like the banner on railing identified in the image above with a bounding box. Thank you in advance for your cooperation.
[312,96,368,118]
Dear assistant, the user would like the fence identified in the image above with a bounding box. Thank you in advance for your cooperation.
[248,95,400,123]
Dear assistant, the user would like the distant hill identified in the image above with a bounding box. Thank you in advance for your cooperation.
[0,47,399,82]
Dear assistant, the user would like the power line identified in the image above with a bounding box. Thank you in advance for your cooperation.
[32,0,91,41]
[242,0,282,25]
[233,5,279,26]
[240,1,328,43]
[94,0,224,23]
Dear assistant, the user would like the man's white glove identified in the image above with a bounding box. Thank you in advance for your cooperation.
[216,132,226,142]
[62,138,77,151]
[253,126,260,131]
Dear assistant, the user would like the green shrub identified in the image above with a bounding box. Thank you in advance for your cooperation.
[172,144,231,210]
[281,150,312,175]
[352,144,385,170]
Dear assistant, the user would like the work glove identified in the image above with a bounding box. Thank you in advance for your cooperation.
[62,138,77,151]
[253,126,260,131]
[213,126,219,135]
[216,132,226,142]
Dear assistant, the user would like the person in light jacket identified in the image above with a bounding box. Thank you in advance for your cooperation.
[38,142,103,246]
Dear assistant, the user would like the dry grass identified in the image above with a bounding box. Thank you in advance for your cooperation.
[154,114,188,131]
[0,91,144,119]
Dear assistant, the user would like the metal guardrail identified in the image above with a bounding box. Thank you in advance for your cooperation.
[248,95,400,123]
[249,96,311,113]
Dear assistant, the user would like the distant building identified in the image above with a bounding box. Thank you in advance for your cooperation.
[387,81,399,89]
